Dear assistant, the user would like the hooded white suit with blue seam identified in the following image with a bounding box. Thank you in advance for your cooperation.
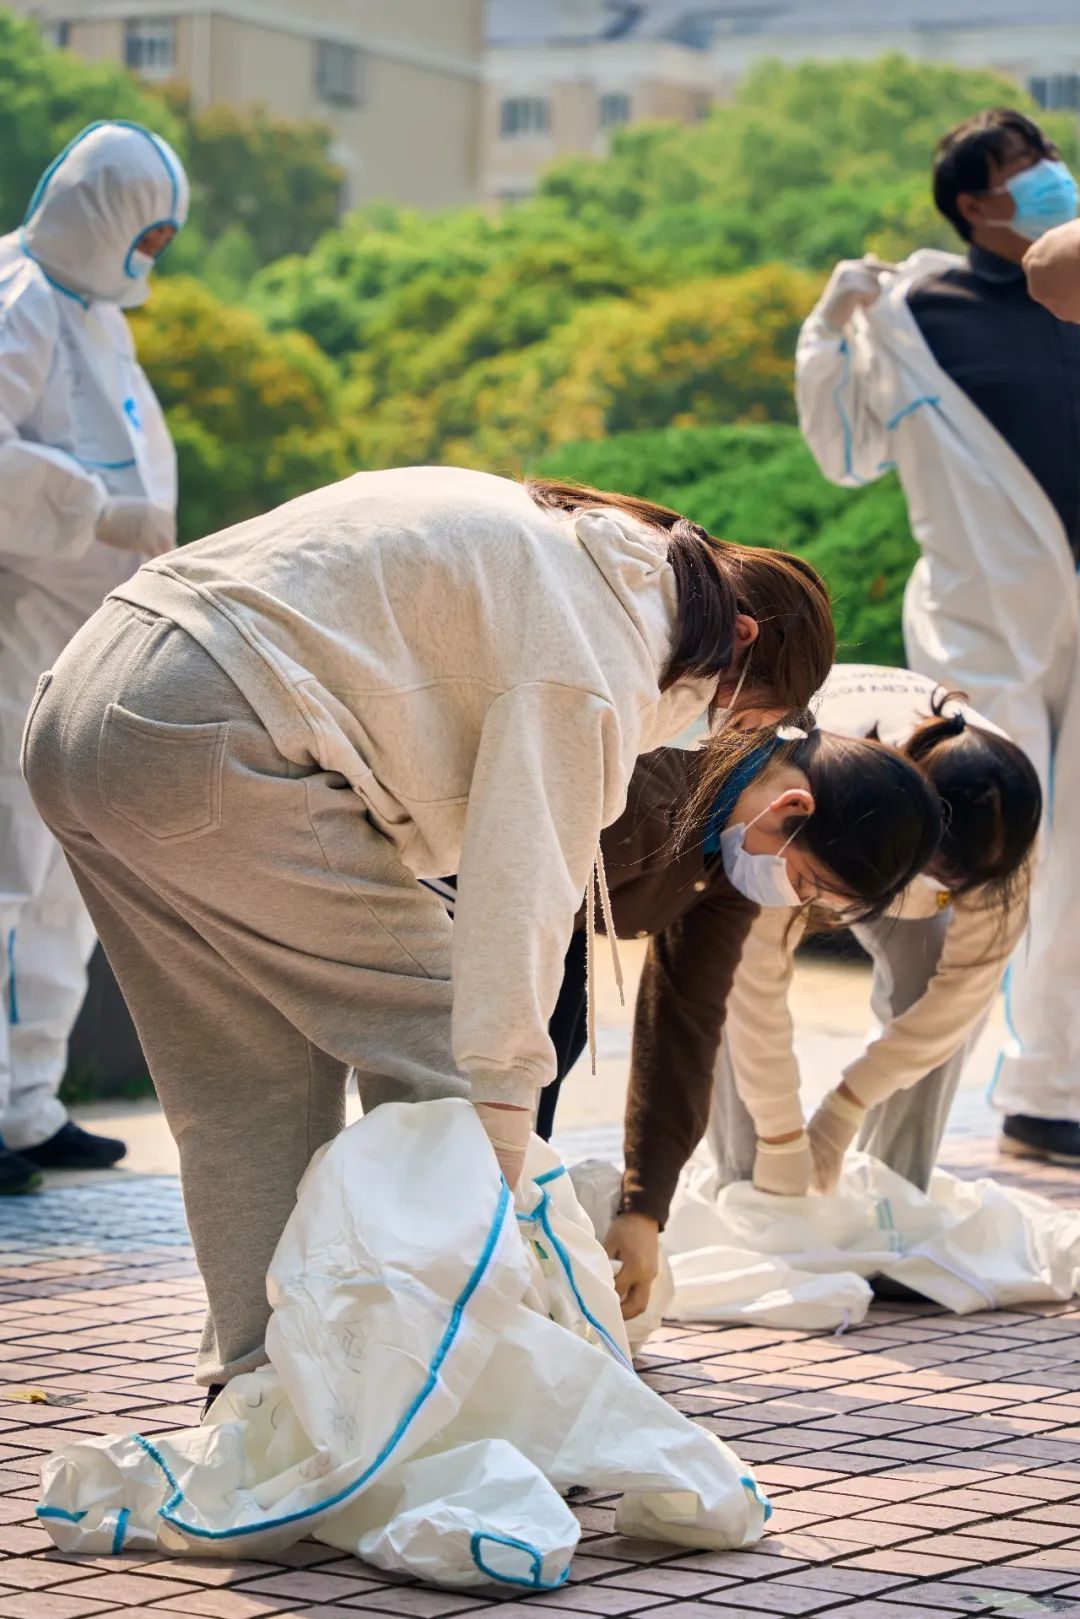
[0,122,187,1149]
[795,250,1080,1124]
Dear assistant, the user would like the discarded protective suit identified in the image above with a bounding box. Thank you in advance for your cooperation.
[0,122,186,1147]
[795,253,1080,1123]
[38,1100,768,1588]
[657,1151,1080,1334]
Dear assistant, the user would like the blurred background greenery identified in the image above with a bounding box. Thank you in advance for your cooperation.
[3,8,1074,665]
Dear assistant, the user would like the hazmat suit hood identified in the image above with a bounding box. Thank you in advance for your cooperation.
[20,121,188,308]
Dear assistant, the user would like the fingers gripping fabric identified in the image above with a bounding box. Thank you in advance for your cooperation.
[38,1100,767,1584]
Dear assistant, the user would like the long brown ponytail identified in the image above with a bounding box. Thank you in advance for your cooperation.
[524,480,835,707]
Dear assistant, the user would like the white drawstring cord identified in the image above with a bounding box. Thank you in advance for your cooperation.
[584,845,625,1077]
[595,844,625,1008]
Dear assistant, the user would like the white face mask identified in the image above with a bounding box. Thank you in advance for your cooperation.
[118,250,155,310]
[720,804,803,908]
[711,657,751,735]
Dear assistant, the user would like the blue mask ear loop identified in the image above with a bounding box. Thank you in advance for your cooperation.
[702,737,781,857]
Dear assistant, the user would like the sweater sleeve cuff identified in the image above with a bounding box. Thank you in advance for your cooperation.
[618,1169,676,1231]
[747,1093,808,1139]
[467,1071,540,1110]
[841,1055,896,1110]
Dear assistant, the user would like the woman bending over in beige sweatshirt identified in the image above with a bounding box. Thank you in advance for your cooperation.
[23,466,834,1395]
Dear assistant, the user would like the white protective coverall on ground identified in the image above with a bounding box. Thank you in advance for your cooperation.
[654,1151,1080,1334]
[0,122,186,1147]
[38,1100,768,1588]
[796,251,1080,1123]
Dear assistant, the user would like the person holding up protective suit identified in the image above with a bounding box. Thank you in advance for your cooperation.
[796,108,1080,1167]
[0,122,187,1194]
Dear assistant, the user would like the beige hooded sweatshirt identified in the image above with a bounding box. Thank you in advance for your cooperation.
[113,466,716,1108]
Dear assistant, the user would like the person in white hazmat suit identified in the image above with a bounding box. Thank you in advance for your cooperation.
[796,108,1080,1166]
[0,122,188,1194]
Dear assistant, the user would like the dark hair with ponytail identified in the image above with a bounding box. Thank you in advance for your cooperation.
[685,709,943,925]
[524,480,836,709]
[901,689,1042,906]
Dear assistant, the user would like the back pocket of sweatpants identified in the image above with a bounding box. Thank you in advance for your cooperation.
[99,703,228,843]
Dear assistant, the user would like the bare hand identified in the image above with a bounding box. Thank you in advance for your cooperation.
[1025,220,1080,322]
[603,1212,659,1320]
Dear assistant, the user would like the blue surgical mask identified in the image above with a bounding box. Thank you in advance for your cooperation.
[720,807,802,908]
[991,159,1079,242]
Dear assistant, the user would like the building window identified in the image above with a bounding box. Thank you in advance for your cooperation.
[315,40,361,106]
[43,20,71,47]
[124,17,176,77]
[599,92,631,129]
[1030,74,1080,111]
[499,97,551,138]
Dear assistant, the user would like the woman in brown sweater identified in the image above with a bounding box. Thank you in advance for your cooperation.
[557,719,942,1315]
[440,718,942,1314]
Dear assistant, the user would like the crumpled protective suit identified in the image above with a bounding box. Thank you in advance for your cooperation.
[655,1152,1080,1334]
[38,1101,768,1590]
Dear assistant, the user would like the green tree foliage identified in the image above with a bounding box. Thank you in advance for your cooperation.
[0,17,343,290]
[539,54,1077,272]
[251,54,1070,472]
[535,425,917,667]
[131,278,350,541]
[0,9,183,231]
[159,92,344,273]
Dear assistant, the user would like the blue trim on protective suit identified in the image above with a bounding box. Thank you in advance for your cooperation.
[533,1165,567,1186]
[76,455,138,471]
[21,120,184,298]
[885,395,940,430]
[17,236,89,306]
[111,1506,130,1554]
[740,1473,773,1521]
[36,1505,87,1523]
[470,1529,570,1590]
[128,1181,513,1541]
[517,1188,634,1371]
[6,929,18,1025]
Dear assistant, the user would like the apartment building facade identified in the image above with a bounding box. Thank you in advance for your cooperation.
[485,0,1080,203]
[13,0,486,211]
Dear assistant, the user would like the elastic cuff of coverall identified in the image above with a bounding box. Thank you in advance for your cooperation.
[467,1070,540,1111]
[749,1096,809,1141]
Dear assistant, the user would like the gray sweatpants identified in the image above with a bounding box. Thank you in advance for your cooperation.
[709,914,983,1191]
[23,601,465,1385]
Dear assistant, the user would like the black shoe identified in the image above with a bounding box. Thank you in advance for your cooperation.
[1001,1115,1080,1167]
[0,1145,43,1195]
[20,1121,127,1171]
[201,1384,225,1422]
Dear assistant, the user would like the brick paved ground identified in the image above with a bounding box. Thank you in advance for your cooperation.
[1,1134,1079,1619]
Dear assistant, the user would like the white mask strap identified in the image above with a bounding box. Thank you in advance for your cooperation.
[727,655,750,712]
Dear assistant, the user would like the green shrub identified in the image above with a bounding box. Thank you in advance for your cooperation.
[533,424,917,667]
